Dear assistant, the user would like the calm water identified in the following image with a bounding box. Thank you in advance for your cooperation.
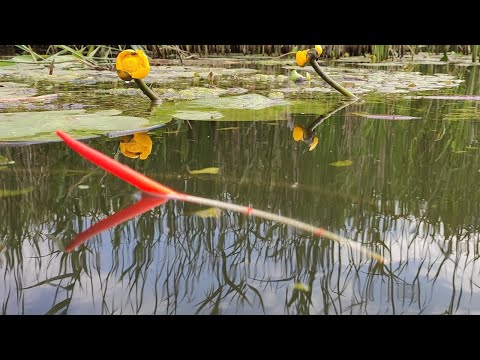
[1,61,480,314]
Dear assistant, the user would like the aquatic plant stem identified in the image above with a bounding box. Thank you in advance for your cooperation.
[56,130,386,264]
[310,60,357,99]
[134,79,161,103]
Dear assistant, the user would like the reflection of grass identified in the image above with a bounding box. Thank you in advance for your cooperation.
[2,73,480,312]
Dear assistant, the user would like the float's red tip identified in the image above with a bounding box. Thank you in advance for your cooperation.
[56,130,179,196]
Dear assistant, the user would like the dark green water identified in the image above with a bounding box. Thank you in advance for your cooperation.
[1,61,480,314]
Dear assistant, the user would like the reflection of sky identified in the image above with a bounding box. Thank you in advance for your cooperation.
[2,201,480,314]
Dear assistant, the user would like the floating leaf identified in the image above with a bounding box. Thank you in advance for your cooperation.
[172,111,224,121]
[0,187,33,197]
[294,283,310,292]
[77,185,90,190]
[8,55,38,63]
[190,94,288,110]
[150,95,332,123]
[0,109,170,141]
[329,160,353,167]
[188,167,220,175]
[194,207,222,218]
[216,127,240,131]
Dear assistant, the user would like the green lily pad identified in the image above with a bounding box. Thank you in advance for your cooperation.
[190,94,288,110]
[150,94,334,122]
[173,111,224,121]
[0,109,170,141]
[8,55,38,63]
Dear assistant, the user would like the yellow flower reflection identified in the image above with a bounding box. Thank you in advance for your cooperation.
[293,125,305,141]
[116,49,150,80]
[119,132,153,160]
[308,135,319,151]
[292,125,318,151]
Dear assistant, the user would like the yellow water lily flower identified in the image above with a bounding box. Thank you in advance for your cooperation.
[116,49,150,80]
[296,46,323,67]
[119,132,152,160]
[295,50,309,67]
[308,135,319,151]
[293,126,305,141]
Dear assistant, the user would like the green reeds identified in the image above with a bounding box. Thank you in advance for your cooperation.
[372,45,390,62]
[472,45,479,62]
[9,45,480,60]
[309,59,357,98]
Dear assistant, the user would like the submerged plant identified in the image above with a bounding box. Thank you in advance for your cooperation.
[295,46,356,99]
[116,49,160,103]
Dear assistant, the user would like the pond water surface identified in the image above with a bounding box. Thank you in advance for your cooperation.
[0,56,479,314]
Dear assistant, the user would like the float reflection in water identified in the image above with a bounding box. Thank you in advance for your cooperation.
[65,194,168,252]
